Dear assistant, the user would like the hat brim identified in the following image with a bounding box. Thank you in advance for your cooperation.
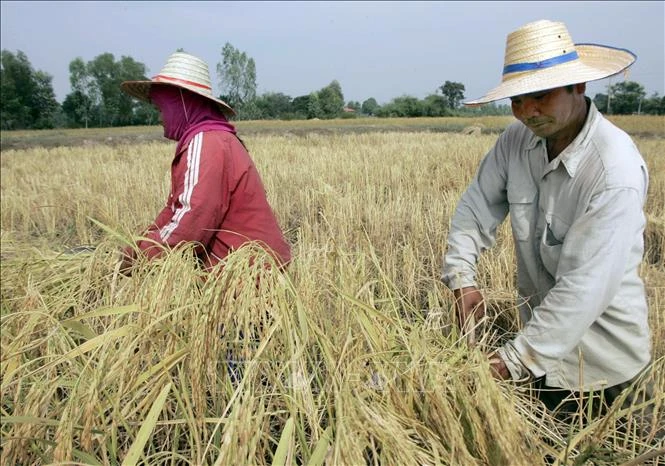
[120,80,236,117]
[464,44,636,106]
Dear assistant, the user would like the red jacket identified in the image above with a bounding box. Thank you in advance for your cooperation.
[136,130,291,269]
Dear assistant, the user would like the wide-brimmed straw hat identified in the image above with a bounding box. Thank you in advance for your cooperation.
[465,20,636,106]
[120,52,236,116]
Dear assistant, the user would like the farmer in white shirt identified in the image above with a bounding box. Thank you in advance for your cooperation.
[442,20,657,423]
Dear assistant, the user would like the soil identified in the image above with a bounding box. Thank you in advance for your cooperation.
[0,123,503,151]
[1,123,660,151]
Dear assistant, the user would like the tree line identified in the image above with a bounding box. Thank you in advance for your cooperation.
[2,45,664,131]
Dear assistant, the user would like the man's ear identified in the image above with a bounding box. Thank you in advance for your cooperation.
[575,82,587,95]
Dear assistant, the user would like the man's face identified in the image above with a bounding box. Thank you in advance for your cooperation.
[510,84,585,139]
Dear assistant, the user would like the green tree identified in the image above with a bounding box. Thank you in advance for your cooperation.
[32,71,60,128]
[87,53,118,126]
[238,100,263,120]
[64,53,152,127]
[292,95,311,119]
[640,92,665,115]
[477,102,511,116]
[254,92,293,119]
[117,55,153,125]
[1,50,31,129]
[361,97,379,116]
[307,92,323,119]
[459,101,511,116]
[422,94,449,116]
[439,81,465,109]
[217,42,257,115]
[377,95,424,117]
[608,81,646,114]
[593,93,609,114]
[317,80,344,118]
[1,50,59,129]
[66,57,97,127]
[133,100,160,125]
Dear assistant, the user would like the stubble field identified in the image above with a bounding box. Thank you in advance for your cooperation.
[1,116,664,465]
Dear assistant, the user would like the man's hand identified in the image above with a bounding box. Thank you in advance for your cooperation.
[119,246,137,276]
[452,286,486,340]
[488,352,510,380]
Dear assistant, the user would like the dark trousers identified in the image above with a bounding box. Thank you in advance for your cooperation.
[533,372,664,442]
[534,376,633,419]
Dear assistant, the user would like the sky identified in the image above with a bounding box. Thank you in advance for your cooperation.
[1,1,664,106]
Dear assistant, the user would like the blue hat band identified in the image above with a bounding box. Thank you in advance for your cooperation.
[503,51,579,75]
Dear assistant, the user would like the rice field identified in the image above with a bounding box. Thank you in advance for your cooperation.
[1,116,664,465]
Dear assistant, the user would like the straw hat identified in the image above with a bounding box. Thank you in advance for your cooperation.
[120,52,236,116]
[465,20,636,106]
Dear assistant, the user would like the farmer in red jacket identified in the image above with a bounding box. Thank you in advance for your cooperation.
[118,52,291,274]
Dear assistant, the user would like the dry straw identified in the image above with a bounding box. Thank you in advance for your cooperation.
[1,127,663,464]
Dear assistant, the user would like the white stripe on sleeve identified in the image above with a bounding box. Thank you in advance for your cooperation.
[160,132,203,242]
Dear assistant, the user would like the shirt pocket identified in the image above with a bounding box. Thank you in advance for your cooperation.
[508,186,537,242]
[544,213,570,246]
[540,213,571,275]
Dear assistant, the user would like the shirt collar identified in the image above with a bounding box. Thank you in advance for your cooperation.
[525,98,600,178]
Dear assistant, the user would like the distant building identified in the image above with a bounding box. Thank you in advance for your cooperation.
[342,106,356,113]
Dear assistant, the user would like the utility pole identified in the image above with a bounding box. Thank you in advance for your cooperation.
[606,77,612,114]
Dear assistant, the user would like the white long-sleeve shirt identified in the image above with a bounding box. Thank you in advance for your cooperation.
[442,102,651,390]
